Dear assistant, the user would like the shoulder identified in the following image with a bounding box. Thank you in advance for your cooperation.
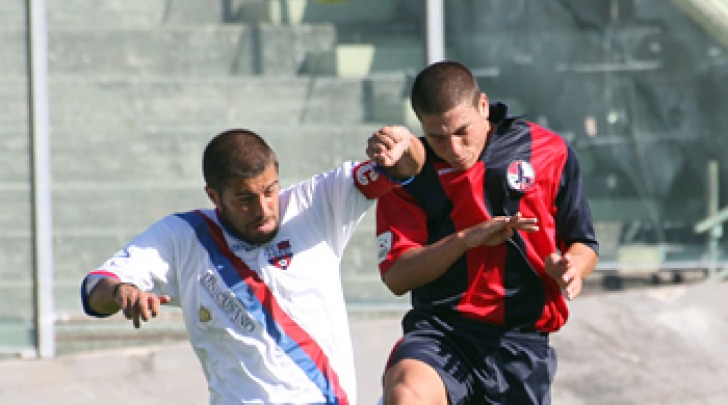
[490,102,568,148]
[519,121,570,157]
[290,161,359,191]
[279,161,361,209]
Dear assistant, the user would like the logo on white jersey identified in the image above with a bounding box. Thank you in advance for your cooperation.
[377,231,393,264]
[355,161,379,186]
[198,306,212,322]
[266,239,294,270]
[506,160,535,192]
[201,271,256,332]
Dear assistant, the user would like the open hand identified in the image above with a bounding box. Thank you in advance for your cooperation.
[114,283,171,328]
[545,252,582,300]
[464,212,539,248]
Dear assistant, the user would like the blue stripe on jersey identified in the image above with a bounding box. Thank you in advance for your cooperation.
[176,210,343,404]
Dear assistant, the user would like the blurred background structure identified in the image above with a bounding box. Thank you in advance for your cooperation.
[2,0,728,365]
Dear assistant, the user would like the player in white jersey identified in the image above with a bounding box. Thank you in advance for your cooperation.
[80,127,424,405]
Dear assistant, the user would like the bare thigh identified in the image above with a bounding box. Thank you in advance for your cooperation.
[383,358,449,405]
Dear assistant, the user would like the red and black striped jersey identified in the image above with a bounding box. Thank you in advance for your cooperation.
[376,103,599,333]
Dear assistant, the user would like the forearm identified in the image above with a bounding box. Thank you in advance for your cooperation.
[87,277,123,315]
[383,231,468,295]
[383,216,535,294]
[566,242,599,280]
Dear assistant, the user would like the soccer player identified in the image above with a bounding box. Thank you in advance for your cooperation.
[376,60,600,404]
[80,126,424,404]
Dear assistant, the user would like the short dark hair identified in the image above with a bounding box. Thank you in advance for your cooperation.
[202,129,279,191]
[410,60,481,118]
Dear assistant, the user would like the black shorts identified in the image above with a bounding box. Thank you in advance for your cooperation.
[385,315,557,405]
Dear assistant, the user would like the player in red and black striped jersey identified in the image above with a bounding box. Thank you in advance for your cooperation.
[376,61,599,405]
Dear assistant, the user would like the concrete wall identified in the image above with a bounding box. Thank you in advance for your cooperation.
[5,0,725,357]
[0,0,416,353]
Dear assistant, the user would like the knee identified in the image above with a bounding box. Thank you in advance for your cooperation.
[383,360,447,405]
[384,380,421,404]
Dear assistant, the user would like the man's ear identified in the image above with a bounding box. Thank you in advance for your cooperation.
[478,92,489,119]
[205,185,220,207]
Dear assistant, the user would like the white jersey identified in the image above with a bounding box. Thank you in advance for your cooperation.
[81,161,393,404]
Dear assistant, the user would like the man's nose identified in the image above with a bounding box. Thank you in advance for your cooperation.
[253,195,273,217]
[447,136,462,155]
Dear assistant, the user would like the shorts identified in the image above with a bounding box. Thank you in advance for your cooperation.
[385,316,557,405]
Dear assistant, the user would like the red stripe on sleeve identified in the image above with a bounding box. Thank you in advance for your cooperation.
[353,161,399,199]
[88,270,120,280]
[375,188,428,278]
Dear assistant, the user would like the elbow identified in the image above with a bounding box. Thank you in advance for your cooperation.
[387,285,409,297]
[383,275,410,297]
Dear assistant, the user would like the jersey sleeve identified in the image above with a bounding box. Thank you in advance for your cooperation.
[286,162,372,258]
[554,146,599,255]
[352,160,412,199]
[80,215,181,317]
[375,187,429,277]
[291,161,413,258]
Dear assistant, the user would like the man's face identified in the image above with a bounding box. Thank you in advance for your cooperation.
[206,163,280,245]
[420,93,491,170]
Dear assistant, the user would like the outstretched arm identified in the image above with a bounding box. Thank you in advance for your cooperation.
[366,126,425,179]
[87,277,171,328]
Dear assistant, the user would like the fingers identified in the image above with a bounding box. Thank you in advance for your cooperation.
[496,212,538,232]
[467,213,539,248]
[510,212,539,231]
[367,126,412,166]
[545,253,581,300]
[116,284,165,329]
[564,277,582,301]
[149,295,171,317]
[366,133,390,165]
[370,131,396,165]
[559,254,583,300]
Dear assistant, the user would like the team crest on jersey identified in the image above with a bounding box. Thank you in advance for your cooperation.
[354,161,379,186]
[377,231,393,264]
[506,160,535,192]
[266,239,293,270]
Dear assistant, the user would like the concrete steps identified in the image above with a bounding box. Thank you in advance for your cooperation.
[0,0,25,30]
[306,39,424,77]
[50,75,369,127]
[0,73,413,130]
[0,76,368,131]
[230,0,397,26]
[1,25,336,77]
[47,0,223,28]
[0,0,423,355]
[0,0,224,35]
[51,123,383,180]
[6,0,400,29]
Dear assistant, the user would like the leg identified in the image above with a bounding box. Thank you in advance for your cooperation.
[500,332,556,405]
[382,316,475,405]
[383,358,448,405]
